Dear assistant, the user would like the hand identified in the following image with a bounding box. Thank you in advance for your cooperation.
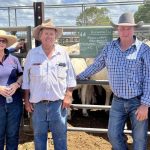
[62,95,72,109]
[15,41,24,51]
[8,82,20,96]
[0,86,11,97]
[25,101,34,112]
[135,104,148,121]
[76,75,88,80]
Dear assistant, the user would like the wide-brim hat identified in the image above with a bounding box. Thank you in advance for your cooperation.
[0,30,17,47]
[33,19,63,41]
[112,12,144,28]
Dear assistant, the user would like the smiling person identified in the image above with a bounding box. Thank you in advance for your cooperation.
[77,12,150,150]
[22,19,76,150]
[0,30,23,150]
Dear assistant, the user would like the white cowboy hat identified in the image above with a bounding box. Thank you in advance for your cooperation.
[112,12,144,28]
[0,30,17,47]
[33,19,63,41]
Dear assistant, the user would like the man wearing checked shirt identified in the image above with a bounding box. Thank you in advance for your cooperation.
[77,12,150,150]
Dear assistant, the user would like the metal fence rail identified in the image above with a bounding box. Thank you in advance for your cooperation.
[68,104,150,135]
[68,79,150,135]
[22,79,150,136]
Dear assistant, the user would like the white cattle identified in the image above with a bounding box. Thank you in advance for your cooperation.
[70,58,94,117]
[58,44,93,118]
[144,40,150,47]
[86,58,112,108]
[60,43,80,55]
[59,43,111,117]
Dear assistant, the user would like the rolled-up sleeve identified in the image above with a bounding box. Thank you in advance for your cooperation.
[66,53,77,88]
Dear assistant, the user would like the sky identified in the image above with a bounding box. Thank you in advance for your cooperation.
[0,0,145,27]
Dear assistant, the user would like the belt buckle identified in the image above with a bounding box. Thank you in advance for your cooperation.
[42,100,50,104]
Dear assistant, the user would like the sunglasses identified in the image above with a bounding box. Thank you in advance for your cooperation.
[0,39,7,44]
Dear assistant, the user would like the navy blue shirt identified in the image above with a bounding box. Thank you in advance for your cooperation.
[0,49,23,105]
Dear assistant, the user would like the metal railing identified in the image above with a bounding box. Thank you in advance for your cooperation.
[67,80,150,135]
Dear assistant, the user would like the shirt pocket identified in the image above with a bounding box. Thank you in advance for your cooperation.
[57,66,67,79]
[30,65,43,76]
[125,59,140,80]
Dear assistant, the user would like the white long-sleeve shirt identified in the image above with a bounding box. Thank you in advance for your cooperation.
[22,44,76,103]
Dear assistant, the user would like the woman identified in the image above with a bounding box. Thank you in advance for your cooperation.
[0,30,23,150]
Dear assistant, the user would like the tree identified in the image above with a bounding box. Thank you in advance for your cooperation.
[76,7,111,26]
[134,4,150,23]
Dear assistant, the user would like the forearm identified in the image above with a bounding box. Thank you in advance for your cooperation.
[62,87,74,109]
[65,87,74,98]
[23,89,30,102]
[16,76,22,86]
[9,76,23,94]
[23,89,34,112]
[11,76,23,89]
[77,59,105,80]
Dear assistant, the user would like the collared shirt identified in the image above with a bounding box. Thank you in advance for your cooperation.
[77,36,150,106]
[22,44,76,103]
[0,49,23,105]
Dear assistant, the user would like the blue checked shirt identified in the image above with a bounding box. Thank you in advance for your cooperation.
[77,36,150,106]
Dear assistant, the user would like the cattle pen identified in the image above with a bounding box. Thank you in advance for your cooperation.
[1,24,150,147]
[1,1,150,149]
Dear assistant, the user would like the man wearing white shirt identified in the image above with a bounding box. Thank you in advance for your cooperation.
[22,19,76,150]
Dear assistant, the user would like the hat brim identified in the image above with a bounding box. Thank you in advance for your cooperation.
[33,25,63,41]
[111,21,144,28]
[0,35,17,47]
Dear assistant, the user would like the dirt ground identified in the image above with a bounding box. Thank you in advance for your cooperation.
[18,110,150,150]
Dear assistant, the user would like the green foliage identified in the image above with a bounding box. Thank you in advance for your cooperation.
[76,7,111,26]
[135,4,150,23]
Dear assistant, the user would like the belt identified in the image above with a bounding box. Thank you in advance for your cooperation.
[39,100,53,104]
[113,94,141,100]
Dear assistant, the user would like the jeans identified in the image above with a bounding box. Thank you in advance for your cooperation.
[108,96,148,150]
[32,100,67,150]
[0,102,23,150]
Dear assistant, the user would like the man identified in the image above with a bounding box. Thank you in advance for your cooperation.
[77,12,150,150]
[22,19,76,150]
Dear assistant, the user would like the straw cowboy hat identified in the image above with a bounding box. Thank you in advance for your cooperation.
[33,19,63,41]
[0,30,17,47]
[112,12,144,28]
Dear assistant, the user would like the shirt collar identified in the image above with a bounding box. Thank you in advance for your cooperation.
[37,44,62,56]
[133,36,142,50]
[115,35,142,50]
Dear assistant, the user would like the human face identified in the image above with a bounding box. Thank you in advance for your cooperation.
[0,38,7,51]
[118,26,135,41]
[40,28,56,46]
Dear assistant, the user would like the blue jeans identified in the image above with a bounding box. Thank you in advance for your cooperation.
[0,102,23,150]
[108,96,148,150]
[32,100,67,150]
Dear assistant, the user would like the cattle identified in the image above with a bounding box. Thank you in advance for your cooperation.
[59,43,112,118]
[58,44,96,118]
[70,58,94,117]
[86,58,113,109]
[60,43,80,55]
[144,40,150,47]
